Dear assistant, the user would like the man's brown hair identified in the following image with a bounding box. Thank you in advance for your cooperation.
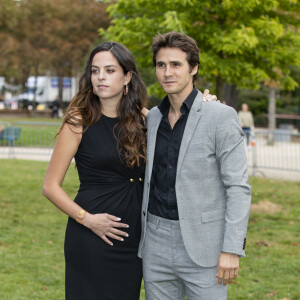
[152,31,200,82]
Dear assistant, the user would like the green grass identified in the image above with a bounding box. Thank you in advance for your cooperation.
[0,159,299,299]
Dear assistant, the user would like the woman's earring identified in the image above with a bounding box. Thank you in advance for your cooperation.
[124,84,128,95]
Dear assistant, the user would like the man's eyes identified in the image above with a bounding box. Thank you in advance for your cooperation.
[156,63,181,68]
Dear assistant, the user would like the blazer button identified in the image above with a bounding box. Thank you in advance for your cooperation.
[243,238,247,250]
[143,211,146,216]
[130,178,134,183]
[139,178,143,182]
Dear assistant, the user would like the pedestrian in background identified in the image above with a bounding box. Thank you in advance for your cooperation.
[238,103,255,148]
[51,99,60,118]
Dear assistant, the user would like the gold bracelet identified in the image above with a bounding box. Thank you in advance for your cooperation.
[75,209,86,225]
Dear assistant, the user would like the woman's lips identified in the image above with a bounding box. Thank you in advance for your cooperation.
[98,85,108,90]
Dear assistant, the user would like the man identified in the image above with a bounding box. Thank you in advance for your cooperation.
[51,98,60,118]
[138,32,251,299]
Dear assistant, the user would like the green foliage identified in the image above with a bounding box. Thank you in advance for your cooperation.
[101,0,300,96]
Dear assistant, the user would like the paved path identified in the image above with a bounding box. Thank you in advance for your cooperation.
[0,146,53,161]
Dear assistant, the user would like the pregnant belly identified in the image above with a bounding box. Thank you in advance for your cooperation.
[70,184,142,249]
[74,184,142,224]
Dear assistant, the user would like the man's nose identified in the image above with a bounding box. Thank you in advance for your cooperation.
[164,65,172,77]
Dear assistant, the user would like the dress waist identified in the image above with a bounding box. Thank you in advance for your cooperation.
[78,176,144,190]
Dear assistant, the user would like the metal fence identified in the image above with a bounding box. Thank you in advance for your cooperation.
[247,129,300,174]
[1,122,300,175]
[0,121,60,159]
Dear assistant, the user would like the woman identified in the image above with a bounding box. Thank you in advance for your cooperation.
[238,103,255,148]
[43,42,148,300]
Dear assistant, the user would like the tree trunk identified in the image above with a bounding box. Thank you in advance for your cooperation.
[75,69,81,95]
[223,83,238,110]
[298,86,300,132]
[268,88,276,144]
[216,78,238,110]
[58,76,64,112]
[31,71,38,117]
[216,76,224,102]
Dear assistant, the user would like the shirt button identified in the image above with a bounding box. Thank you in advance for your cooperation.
[130,178,134,183]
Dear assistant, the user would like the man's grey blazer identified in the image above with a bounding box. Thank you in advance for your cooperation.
[138,90,251,267]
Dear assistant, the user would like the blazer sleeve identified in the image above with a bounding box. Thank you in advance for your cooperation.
[215,106,251,257]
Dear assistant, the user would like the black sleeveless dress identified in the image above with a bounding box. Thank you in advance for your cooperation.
[64,115,143,300]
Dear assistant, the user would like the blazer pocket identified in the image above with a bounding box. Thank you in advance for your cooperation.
[202,208,225,223]
[188,142,209,151]
[187,142,213,159]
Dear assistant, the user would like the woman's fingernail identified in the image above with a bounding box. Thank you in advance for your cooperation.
[117,217,121,221]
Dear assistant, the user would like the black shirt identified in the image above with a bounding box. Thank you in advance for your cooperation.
[148,87,198,220]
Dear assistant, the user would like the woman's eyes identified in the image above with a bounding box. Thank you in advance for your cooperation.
[91,69,115,74]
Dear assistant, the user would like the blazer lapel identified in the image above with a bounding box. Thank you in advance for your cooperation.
[176,91,203,178]
[147,108,162,181]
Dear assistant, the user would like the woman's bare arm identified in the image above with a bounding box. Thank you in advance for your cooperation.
[43,123,83,220]
[43,123,128,246]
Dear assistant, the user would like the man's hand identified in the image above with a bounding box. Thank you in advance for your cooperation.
[216,252,239,285]
[202,89,219,102]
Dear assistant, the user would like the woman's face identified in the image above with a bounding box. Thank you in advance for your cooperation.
[91,51,131,104]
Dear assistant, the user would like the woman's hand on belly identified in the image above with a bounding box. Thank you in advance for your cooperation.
[83,213,129,246]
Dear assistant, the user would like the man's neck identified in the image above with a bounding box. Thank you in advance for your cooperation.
[168,86,194,114]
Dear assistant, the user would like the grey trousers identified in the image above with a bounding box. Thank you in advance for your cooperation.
[142,213,227,300]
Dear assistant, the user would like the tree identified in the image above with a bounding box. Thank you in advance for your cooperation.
[20,0,110,109]
[0,0,110,110]
[101,0,300,108]
[0,0,23,83]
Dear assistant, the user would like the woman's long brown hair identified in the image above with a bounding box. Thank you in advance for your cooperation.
[61,42,148,167]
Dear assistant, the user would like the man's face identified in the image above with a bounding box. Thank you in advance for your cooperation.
[155,47,197,96]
